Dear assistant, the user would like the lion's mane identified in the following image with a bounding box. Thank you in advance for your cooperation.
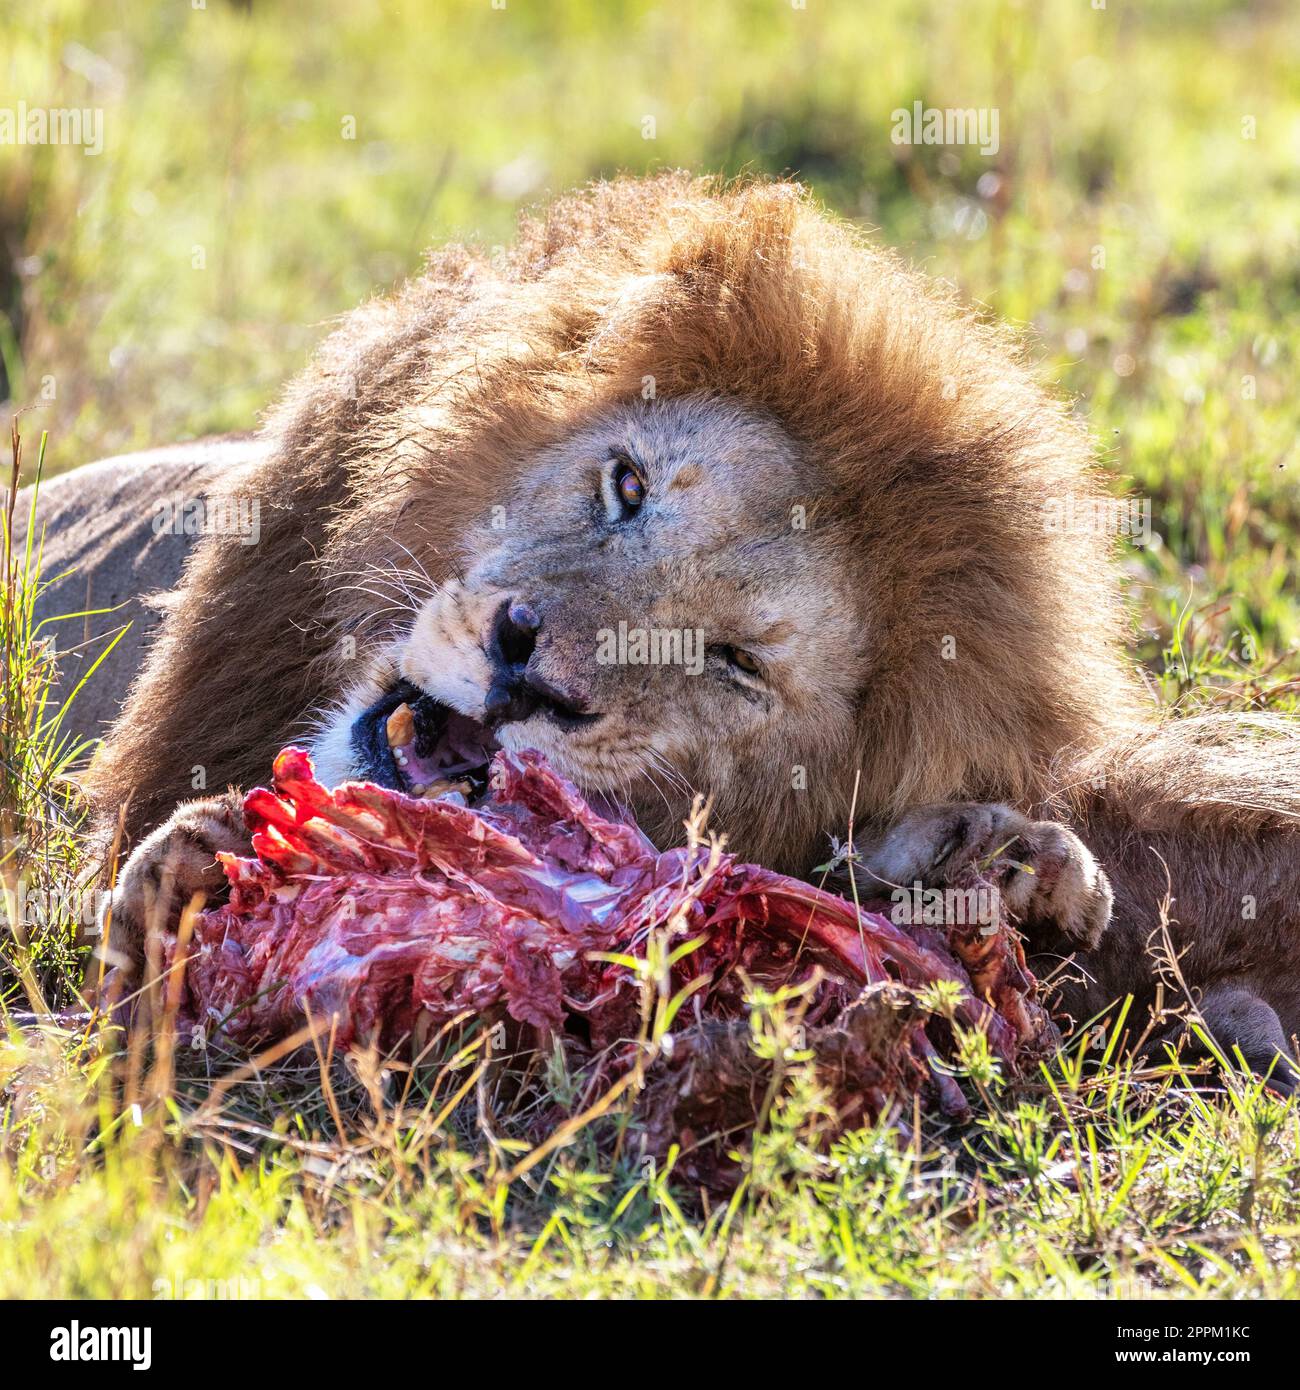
[90,173,1143,858]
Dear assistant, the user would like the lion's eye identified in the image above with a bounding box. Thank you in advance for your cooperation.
[614,461,645,511]
[725,647,761,676]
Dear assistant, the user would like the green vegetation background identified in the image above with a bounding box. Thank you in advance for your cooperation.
[4,0,1300,669]
[4,0,1300,674]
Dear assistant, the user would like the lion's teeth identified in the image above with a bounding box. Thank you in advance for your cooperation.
[386,703,415,748]
[410,782,427,796]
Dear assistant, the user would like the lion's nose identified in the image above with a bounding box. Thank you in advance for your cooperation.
[484,600,541,723]
[493,599,541,667]
[483,598,597,728]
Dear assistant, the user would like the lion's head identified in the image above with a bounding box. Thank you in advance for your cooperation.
[309,391,869,869]
[94,173,1146,871]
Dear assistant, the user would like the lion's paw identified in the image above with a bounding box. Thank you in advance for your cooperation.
[856,801,1112,949]
[103,789,247,977]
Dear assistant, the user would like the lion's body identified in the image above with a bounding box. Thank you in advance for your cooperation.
[44,174,1300,1071]
[1050,723,1300,1041]
[16,438,263,738]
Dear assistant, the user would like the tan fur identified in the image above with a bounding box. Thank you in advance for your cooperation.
[86,174,1300,1069]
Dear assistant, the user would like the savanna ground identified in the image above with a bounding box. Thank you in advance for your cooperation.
[2,0,1300,1299]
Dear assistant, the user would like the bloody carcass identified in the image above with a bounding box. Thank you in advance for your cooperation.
[172,743,1056,1180]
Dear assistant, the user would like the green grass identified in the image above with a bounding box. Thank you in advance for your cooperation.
[3,0,1300,1298]
[5,1037,1300,1299]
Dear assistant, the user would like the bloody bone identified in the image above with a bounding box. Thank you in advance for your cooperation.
[171,747,1055,1172]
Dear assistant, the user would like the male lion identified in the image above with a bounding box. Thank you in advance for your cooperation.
[25,174,1300,1082]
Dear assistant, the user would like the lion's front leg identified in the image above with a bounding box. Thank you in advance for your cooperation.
[855,802,1113,949]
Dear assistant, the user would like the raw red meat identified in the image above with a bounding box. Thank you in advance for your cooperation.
[174,748,1055,1178]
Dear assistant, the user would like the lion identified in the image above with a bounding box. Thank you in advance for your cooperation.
[24,173,1300,1084]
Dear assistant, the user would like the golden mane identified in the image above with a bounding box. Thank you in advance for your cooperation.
[90,173,1144,854]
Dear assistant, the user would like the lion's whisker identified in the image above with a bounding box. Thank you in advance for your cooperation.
[387,540,438,596]
[645,747,693,800]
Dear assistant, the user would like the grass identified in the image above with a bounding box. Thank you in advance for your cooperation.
[2,0,1300,1298]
